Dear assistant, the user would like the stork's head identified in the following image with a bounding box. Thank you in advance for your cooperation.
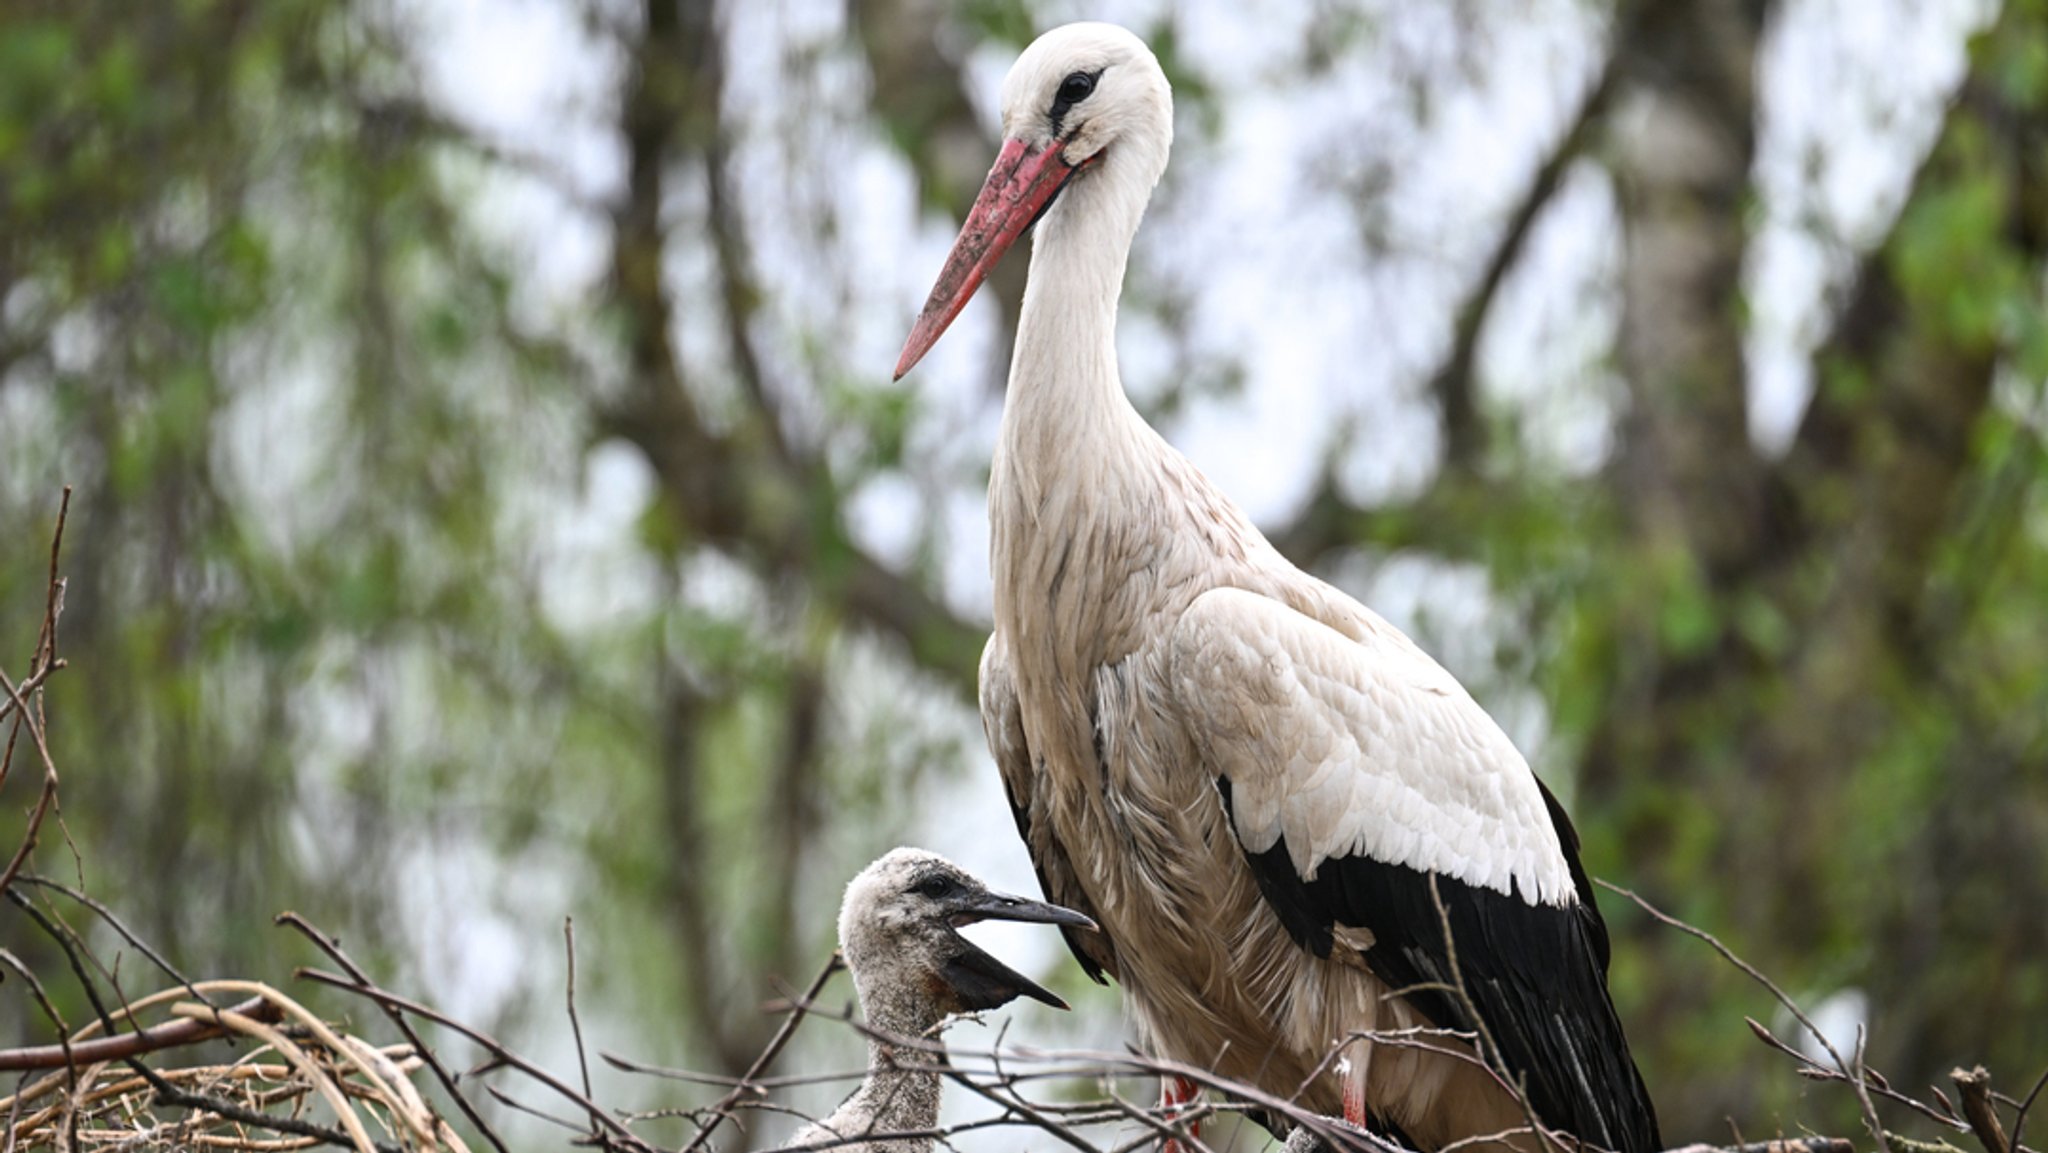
[995,22,1172,177]
[894,23,1173,379]
[839,848,1094,1018]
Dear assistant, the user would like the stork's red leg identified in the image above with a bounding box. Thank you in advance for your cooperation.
[1341,1029,1374,1130]
[1342,1068,1368,1128]
[1160,1075,1201,1153]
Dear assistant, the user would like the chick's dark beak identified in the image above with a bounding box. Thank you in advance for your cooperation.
[937,887,1095,1013]
[948,888,1098,931]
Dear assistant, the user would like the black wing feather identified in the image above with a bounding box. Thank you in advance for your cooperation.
[1220,775,1661,1153]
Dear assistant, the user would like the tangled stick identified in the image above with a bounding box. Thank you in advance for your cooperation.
[0,980,466,1153]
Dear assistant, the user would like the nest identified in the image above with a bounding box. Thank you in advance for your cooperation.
[2,980,467,1153]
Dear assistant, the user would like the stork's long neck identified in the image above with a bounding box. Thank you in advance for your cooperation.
[1000,155,1155,472]
[991,145,1210,655]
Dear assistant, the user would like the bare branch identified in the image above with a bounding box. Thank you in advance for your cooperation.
[603,0,983,690]
[1427,31,1624,472]
[0,948,77,1129]
[563,917,606,1149]
[938,1064,1106,1153]
[276,911,510,1153]
[2007,1065,2048,1153]
[0,995,278,1072]
[1602,881,1891,1153]
[1955,1067,2010,1153]
[293,966,657,1153]
[676,952,847,1153]
[0,488,71,896]
[15,876,212,1008]
[1741,1018,1962,1131]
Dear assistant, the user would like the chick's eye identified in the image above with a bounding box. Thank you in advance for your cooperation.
[914,875,953,899]
[1057,71,1096,106]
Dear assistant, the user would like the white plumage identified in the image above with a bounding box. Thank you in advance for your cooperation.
[1172,588,1572,900]
[896,22,1658,1153]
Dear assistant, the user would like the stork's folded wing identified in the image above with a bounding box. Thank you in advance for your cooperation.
[1165,586,1661,1153]
[1167,586,1571,903]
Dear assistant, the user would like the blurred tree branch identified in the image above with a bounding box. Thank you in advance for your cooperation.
[850,0,1027,387]
[602,1,984,689]
[599,0,987,1088]
[1426,15,1628,476]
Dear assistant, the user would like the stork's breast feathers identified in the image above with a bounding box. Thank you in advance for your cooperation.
[1166,587,1574,906]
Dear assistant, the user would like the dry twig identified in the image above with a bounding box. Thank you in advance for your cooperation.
[292,966,657,1153]
[276,911,510,1153]
[1601,881,1893,1153]
[674,950,846,1153]
[1953,1067,2008,1153]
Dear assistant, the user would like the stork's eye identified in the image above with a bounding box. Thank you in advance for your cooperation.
[1056,72,1097,107]
[914,875,955,899]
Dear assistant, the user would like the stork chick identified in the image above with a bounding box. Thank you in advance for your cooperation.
[782,848,1093,1153]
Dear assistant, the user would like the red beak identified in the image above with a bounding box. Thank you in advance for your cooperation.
[894,138,1084,379]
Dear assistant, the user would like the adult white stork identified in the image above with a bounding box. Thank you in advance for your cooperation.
[782,848,1093,1153]
[893,22,1660,1153]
